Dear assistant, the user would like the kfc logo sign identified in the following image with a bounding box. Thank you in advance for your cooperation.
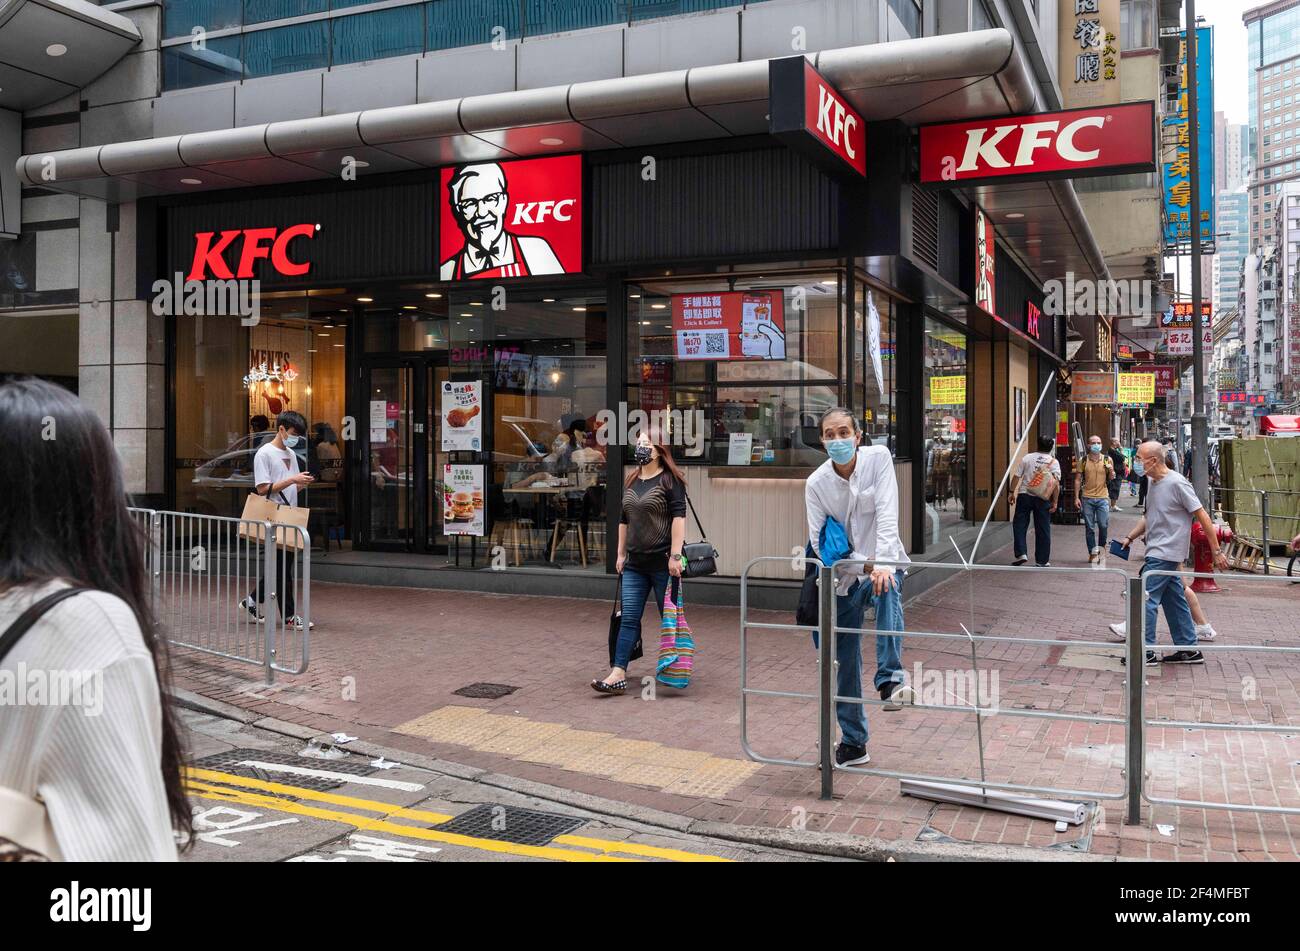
[1027,301,1042,339]
[439,155,582,280]
[188,224,319,280]
[769,56,866,179]
[919,101,1156,186]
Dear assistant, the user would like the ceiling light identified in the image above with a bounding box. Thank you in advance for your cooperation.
[470,301,483,307]
[460,312,472,317]
[629,293,641,299]
[651,304,666,310]
[573,306,586,312]
[821,280,837,285]
[1043,259,1057,264]
[357,296,373,303]
[333,343,345,348]
[425,293,442,299]
[318,332,330,337]
[1025,238,1042,244]
[1006,212,1025,219]
[323,323,334,328]
[308,348,317,353]
[642,321,651,325]
[46,44,67,57]
[542,298,556,302]
[539,137,565,146]
[180,178,203,185]
[402,305,417,310]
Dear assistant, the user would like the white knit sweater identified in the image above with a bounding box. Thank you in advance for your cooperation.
[0,582,178,861]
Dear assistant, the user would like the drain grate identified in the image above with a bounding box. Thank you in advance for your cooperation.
[453,682,520,700]
[193,747,376,792]
[435,804,584,846]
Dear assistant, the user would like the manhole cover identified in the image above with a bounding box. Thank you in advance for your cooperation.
[193,747,376,792]
[435,804,584,846]
[453,683,519,700]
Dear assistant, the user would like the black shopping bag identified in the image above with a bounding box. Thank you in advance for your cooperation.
[607,573,643,668]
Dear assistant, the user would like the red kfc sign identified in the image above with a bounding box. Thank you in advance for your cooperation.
[919,101,1156,186]
[439,155,582,280]
[187,223,318,280]
[974,206,996,316]
[769,56,866,179]
[1026,300,1042,339]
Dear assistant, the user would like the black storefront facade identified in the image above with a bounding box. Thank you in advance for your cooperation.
[141,122,1064,599]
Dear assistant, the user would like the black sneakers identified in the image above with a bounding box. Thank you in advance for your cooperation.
[1162,650,1205,665]
[1121,650,1160,667]
[834,743,871,767]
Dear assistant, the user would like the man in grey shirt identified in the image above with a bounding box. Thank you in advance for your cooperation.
[1117,441,1228,666]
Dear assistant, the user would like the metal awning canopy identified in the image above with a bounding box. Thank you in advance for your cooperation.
[0,0,140,110]
[16,28,1106,282]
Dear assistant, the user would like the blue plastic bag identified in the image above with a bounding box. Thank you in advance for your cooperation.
[819,516,853,565]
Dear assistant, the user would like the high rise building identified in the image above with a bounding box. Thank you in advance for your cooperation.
[1215,189,1250,313]
[1244,1,1300,252]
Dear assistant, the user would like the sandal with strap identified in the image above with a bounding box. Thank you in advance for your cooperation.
[590,678,628,694]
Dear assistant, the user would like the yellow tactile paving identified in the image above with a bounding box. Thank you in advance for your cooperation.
[395,704,763,799]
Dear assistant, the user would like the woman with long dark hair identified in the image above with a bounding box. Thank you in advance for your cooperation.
[591,429,686,693]
[0,378,191,860]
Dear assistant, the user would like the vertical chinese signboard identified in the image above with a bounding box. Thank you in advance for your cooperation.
[1059,0,1120,110]
[1162,26,1215,251]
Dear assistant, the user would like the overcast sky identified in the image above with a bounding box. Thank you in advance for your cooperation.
[1202,0,1257,126]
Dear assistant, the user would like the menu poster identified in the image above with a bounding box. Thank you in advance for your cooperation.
[866,291,884,394]
[727,432,754,465]
[441,381,482,451]
[673,290,786,361]
[442,464,484,537]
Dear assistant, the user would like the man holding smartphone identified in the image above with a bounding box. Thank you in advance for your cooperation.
[240,410,315,630]
[1114,441,1227,666]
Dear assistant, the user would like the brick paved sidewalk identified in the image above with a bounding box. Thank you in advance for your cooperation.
[169,503,1300,861]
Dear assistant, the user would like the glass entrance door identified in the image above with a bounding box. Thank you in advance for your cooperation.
[360,359,451,553]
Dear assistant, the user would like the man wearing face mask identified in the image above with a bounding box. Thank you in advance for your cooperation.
[1075,435,1114,565]
[240,410,314,630]
[805,407,913,768]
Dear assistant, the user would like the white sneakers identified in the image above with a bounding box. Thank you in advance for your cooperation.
[1107,620,1218,642]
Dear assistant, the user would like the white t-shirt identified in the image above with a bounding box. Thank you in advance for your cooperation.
[1014,451,1061,496]
[253,441,300,507]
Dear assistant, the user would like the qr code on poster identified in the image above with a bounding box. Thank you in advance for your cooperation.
[704,334,727,354]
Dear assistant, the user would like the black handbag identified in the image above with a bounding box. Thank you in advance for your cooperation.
[606,574,642,668]
[795,543,819,627]
[681,494,719,578]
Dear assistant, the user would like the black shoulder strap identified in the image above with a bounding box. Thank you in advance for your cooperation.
[684,492,708,541]
[0,587,89,665]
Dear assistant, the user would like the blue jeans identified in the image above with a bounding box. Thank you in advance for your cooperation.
[1013,494,1052,565]
[1141,558,1197,648]
[810,569,906,749]
[613,566,669,670]
[1081,497,1110,552]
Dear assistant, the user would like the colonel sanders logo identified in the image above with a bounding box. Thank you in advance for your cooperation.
[439,161,570,280]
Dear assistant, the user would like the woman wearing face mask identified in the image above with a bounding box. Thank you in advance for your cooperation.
[591,431,686,693]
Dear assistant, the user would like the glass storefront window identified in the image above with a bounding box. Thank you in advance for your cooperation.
[175,291,350,551]
[628,271,843,467]
[923,315,968,537]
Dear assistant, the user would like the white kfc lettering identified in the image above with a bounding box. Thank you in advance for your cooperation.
[956,115,1108,172]
[815,83,858,160]
[511,199,575,225]
[817,86,835,143]
[957,125,1016,171]
[1057,115,1105,162]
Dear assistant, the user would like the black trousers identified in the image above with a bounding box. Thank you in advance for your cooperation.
[252,548,296,619]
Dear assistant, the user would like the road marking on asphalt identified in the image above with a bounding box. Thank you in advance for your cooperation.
[234,760,426,792]
[187,767,733,862]
[187,780,632,863]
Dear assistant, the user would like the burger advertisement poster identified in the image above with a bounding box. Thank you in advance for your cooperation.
[671,291,787,361]
[443,464,484,537]
[441,380,482,451]
[439,155,582,280]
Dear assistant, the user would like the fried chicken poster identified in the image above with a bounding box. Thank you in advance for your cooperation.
[441,380,482,451]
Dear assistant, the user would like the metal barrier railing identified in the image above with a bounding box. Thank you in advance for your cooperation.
[740,556,1135,811]
[129,507,311,684]
[741,552,1300,824]
[1139,568,1300,817]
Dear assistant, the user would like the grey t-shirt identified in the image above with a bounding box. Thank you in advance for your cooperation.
[1143,470,1202,563]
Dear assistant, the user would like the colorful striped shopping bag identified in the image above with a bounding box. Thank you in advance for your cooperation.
[656,577,695,689]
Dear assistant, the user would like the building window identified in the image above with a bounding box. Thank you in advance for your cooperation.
[1119,0,1154,50]
[628,271,858,468]
[887,0,922,39]
[973,0,994,31]
[332,7,424,66]
[242,22,329,78]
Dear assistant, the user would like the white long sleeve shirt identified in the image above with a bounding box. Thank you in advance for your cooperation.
[0,582,178,861]
[806,445,910,593]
